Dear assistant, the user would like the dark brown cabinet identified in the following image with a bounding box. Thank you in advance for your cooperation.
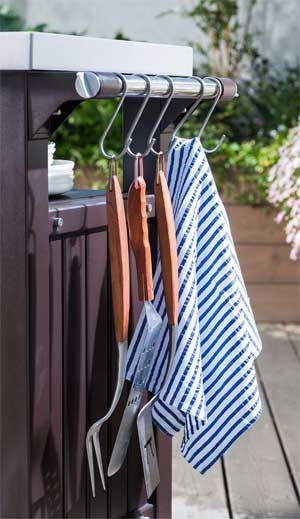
[0,71,190,518]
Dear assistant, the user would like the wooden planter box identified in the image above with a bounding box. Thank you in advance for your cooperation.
[226,205,300,322]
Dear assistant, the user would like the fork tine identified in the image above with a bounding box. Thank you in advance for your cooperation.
[86,344,127,493]
[86,433,96,497]
[93,428,106,490]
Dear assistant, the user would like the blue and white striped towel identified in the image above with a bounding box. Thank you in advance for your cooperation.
[126,137,262,474]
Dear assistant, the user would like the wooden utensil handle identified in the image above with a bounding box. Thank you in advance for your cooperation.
[127,176,154,302]
[107,175,130,342]
[155,171,178,325]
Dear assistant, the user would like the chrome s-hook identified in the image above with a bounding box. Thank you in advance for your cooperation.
[155,152,165,184]
[199,77,226,153]
[108,157,118,191]
[171,76,205,142]
[134,153,144,187]
[126,75,153,158]
[99,74,152,160]
[99,73,129,160]
[143,75,175,157]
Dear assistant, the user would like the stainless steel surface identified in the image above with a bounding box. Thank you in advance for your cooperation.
[137,397,160,498]
[98,73,130,160]
[86,340,127,495]
[146,203,153,214]
[137,324,177,498]
[125,75,153,159]
[171,77,204,141]
[75,71,237,100]
[52,216,64,229]
[107,302,162,477]
[75,71,101,99]
[142,75,175,157]
[198,77,226,153]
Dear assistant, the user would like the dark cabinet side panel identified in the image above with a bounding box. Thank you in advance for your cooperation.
[0,71,30,518]
[28,139,51,518]
[86,231,108,519]
[154,432,172,519]
[48,239,64,517]
[63,236,87,518]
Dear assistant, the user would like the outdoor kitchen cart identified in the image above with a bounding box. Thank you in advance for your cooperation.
[0,33,236,518]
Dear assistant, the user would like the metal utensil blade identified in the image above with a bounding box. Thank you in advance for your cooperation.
[107,302,162,477]
[137,324,177,497]
[137,398,160,497]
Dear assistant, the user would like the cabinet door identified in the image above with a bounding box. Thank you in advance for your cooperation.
[45,197,171,518]
[63,235,87,518]
[86,231,110,519]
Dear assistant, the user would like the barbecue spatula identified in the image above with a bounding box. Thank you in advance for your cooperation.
[108,158,162,478]
[137,165,178,498]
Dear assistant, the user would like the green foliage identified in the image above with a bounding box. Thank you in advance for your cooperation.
[160,0,258,77]
[181,63,299,144]
[0,4,24,30]
[0,3,83,34]
[178,63,299,206]
[2,2,298,205]
[162,0,299,205]
[235,63,299,141]
[208,127,288,205]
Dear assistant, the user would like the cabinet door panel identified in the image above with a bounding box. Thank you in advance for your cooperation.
[86,231,108,518]
[47,239,64,517]
[63,236,87,518]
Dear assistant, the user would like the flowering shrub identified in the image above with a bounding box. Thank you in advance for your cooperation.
[268,125,300,260]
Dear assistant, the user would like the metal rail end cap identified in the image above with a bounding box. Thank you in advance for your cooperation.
[75,71,100,99]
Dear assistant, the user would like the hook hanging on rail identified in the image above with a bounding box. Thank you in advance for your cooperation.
[170,76,226,154]
[99,73,152,160]
[99,73,129,160]
[126,75,153,158]
[171,76,205,143]
[142,75,175,157]
[199,77,226,154]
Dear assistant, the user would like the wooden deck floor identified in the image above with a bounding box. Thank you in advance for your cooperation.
[172,324,300,519]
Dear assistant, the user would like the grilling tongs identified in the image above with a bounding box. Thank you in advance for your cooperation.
[86,161,130,495]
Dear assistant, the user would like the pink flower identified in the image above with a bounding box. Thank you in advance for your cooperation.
[268,124,300,260]
[286,232,295,244]
[287,198,295,208]
[275,211,285,224]
[289,248,298,261]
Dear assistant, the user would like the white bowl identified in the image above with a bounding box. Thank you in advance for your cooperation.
[48,142,56,165]
[49,159,75,173]
[49,172,74,181]
[49,178,74,189]
[48,170,74,180]
[48,178,73,196]
[48,180,74,190]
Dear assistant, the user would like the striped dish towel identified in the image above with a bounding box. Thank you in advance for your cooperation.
[126,137,262,474]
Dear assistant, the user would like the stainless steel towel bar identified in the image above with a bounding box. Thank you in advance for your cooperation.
[75,72,237,102]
